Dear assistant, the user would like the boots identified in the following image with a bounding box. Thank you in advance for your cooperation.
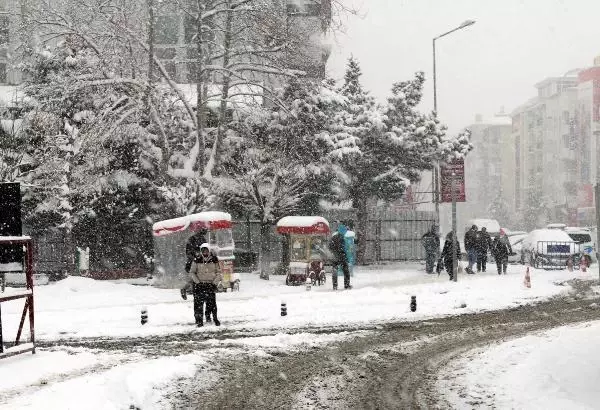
[214,318,221,326]
[180,288,187,300]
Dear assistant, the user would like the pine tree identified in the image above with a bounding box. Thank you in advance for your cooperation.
[336,58,473,264]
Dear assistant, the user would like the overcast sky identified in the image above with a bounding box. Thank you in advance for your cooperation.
[327,0,600,134]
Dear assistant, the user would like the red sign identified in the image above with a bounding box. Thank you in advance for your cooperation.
[440,159,466,203]
[577,184,593,208]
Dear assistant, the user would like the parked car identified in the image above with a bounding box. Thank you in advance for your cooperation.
[564,227,596,265]
[520,229,578,269]
[465,218,501,238]
[508,233,528,264]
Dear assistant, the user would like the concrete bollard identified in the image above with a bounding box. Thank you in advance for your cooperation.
[141,307,148,325]
[410,296,417,312]
[281,302,287,316]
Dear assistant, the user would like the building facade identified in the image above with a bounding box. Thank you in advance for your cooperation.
[463,114,513,225]
[510,74,579,227]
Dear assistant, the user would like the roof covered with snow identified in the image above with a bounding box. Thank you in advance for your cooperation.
[152,211,232,236]
[276,216,330,235]
[522,229,577,253]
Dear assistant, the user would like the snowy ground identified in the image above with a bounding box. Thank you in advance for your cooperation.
[437,320,600,409]
[0,262,596,409]
[1,262,592,341]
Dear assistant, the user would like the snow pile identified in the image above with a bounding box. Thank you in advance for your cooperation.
[438,321,600,409]
[2,353,204,410]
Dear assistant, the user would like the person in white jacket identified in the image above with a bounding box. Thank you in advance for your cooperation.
[189,243,222,327]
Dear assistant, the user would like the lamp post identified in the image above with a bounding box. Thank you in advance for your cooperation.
[432,20,476,223]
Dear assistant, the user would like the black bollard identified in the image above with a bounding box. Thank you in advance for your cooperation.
[410,296,417,312]
[281,302,287,317]
[141,307,148,325]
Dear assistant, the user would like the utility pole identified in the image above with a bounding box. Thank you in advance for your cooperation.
[432,20,475,225]
[451,172,458,282]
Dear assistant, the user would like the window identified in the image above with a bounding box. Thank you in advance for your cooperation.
[155,15,179,44]
[0,15,8,45]
[154,47,176,60]
[0,63,6,84]
[291,237,308,261]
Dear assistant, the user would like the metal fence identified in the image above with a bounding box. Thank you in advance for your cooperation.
[233,209,436,265]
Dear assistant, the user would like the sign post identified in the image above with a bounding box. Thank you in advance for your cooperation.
[441,160,465,282]
[440,159,466,203]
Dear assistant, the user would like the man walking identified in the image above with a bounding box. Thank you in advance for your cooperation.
[329,224,352,290]
[464,224,478,274]
[189,243,222,327]
[421,225,440,274]
[492,229,513,275]
[475,227,492,272]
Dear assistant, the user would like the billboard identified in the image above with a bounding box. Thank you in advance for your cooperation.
[440,159,466,203]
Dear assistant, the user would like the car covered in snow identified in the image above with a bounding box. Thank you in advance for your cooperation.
[465,218,501,238]
[508,232,528,264]
[520,229,579,269]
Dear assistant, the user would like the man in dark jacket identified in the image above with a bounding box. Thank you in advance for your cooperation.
[329,224,351,290]
[421,225,440,274]
[189,243,222,327]
[492,229,513,275]
[464,225,478,274]
[440,231,461,281]
[180,228,207,299]
[475,227,492,272]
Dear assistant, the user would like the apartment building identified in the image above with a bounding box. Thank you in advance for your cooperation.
[463,114,513,223]
[511,74,579,225]
[153,0,332,84]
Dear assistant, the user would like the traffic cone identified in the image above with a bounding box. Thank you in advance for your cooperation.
[524,267,531,288]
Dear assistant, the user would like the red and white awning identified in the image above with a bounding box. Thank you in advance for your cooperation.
[276,216,330,235]
[152,211,232,237]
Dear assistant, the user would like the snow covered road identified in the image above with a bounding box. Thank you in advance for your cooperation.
[437,320,600,409]
[0,262,598,409]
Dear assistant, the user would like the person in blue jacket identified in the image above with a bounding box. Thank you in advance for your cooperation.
[329,224,352,290]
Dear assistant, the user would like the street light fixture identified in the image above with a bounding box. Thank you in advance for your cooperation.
[432,19,476,223]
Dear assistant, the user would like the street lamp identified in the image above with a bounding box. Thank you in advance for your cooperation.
[432,20,476,222]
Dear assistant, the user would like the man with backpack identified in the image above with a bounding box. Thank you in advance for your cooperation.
[329,224,352,290]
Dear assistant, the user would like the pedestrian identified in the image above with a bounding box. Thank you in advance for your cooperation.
[491,229,513,275]
[181,228,208,300]
[421,225,440,274]
[464,224,478,274]
[189,243,222,327]
[440,231,461,280]
[329,224,352,290]
[475,227,492,272]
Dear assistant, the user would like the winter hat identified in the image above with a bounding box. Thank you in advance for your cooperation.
[200,243,210,251]
[338,224,348,236]
[471,224,477,230]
